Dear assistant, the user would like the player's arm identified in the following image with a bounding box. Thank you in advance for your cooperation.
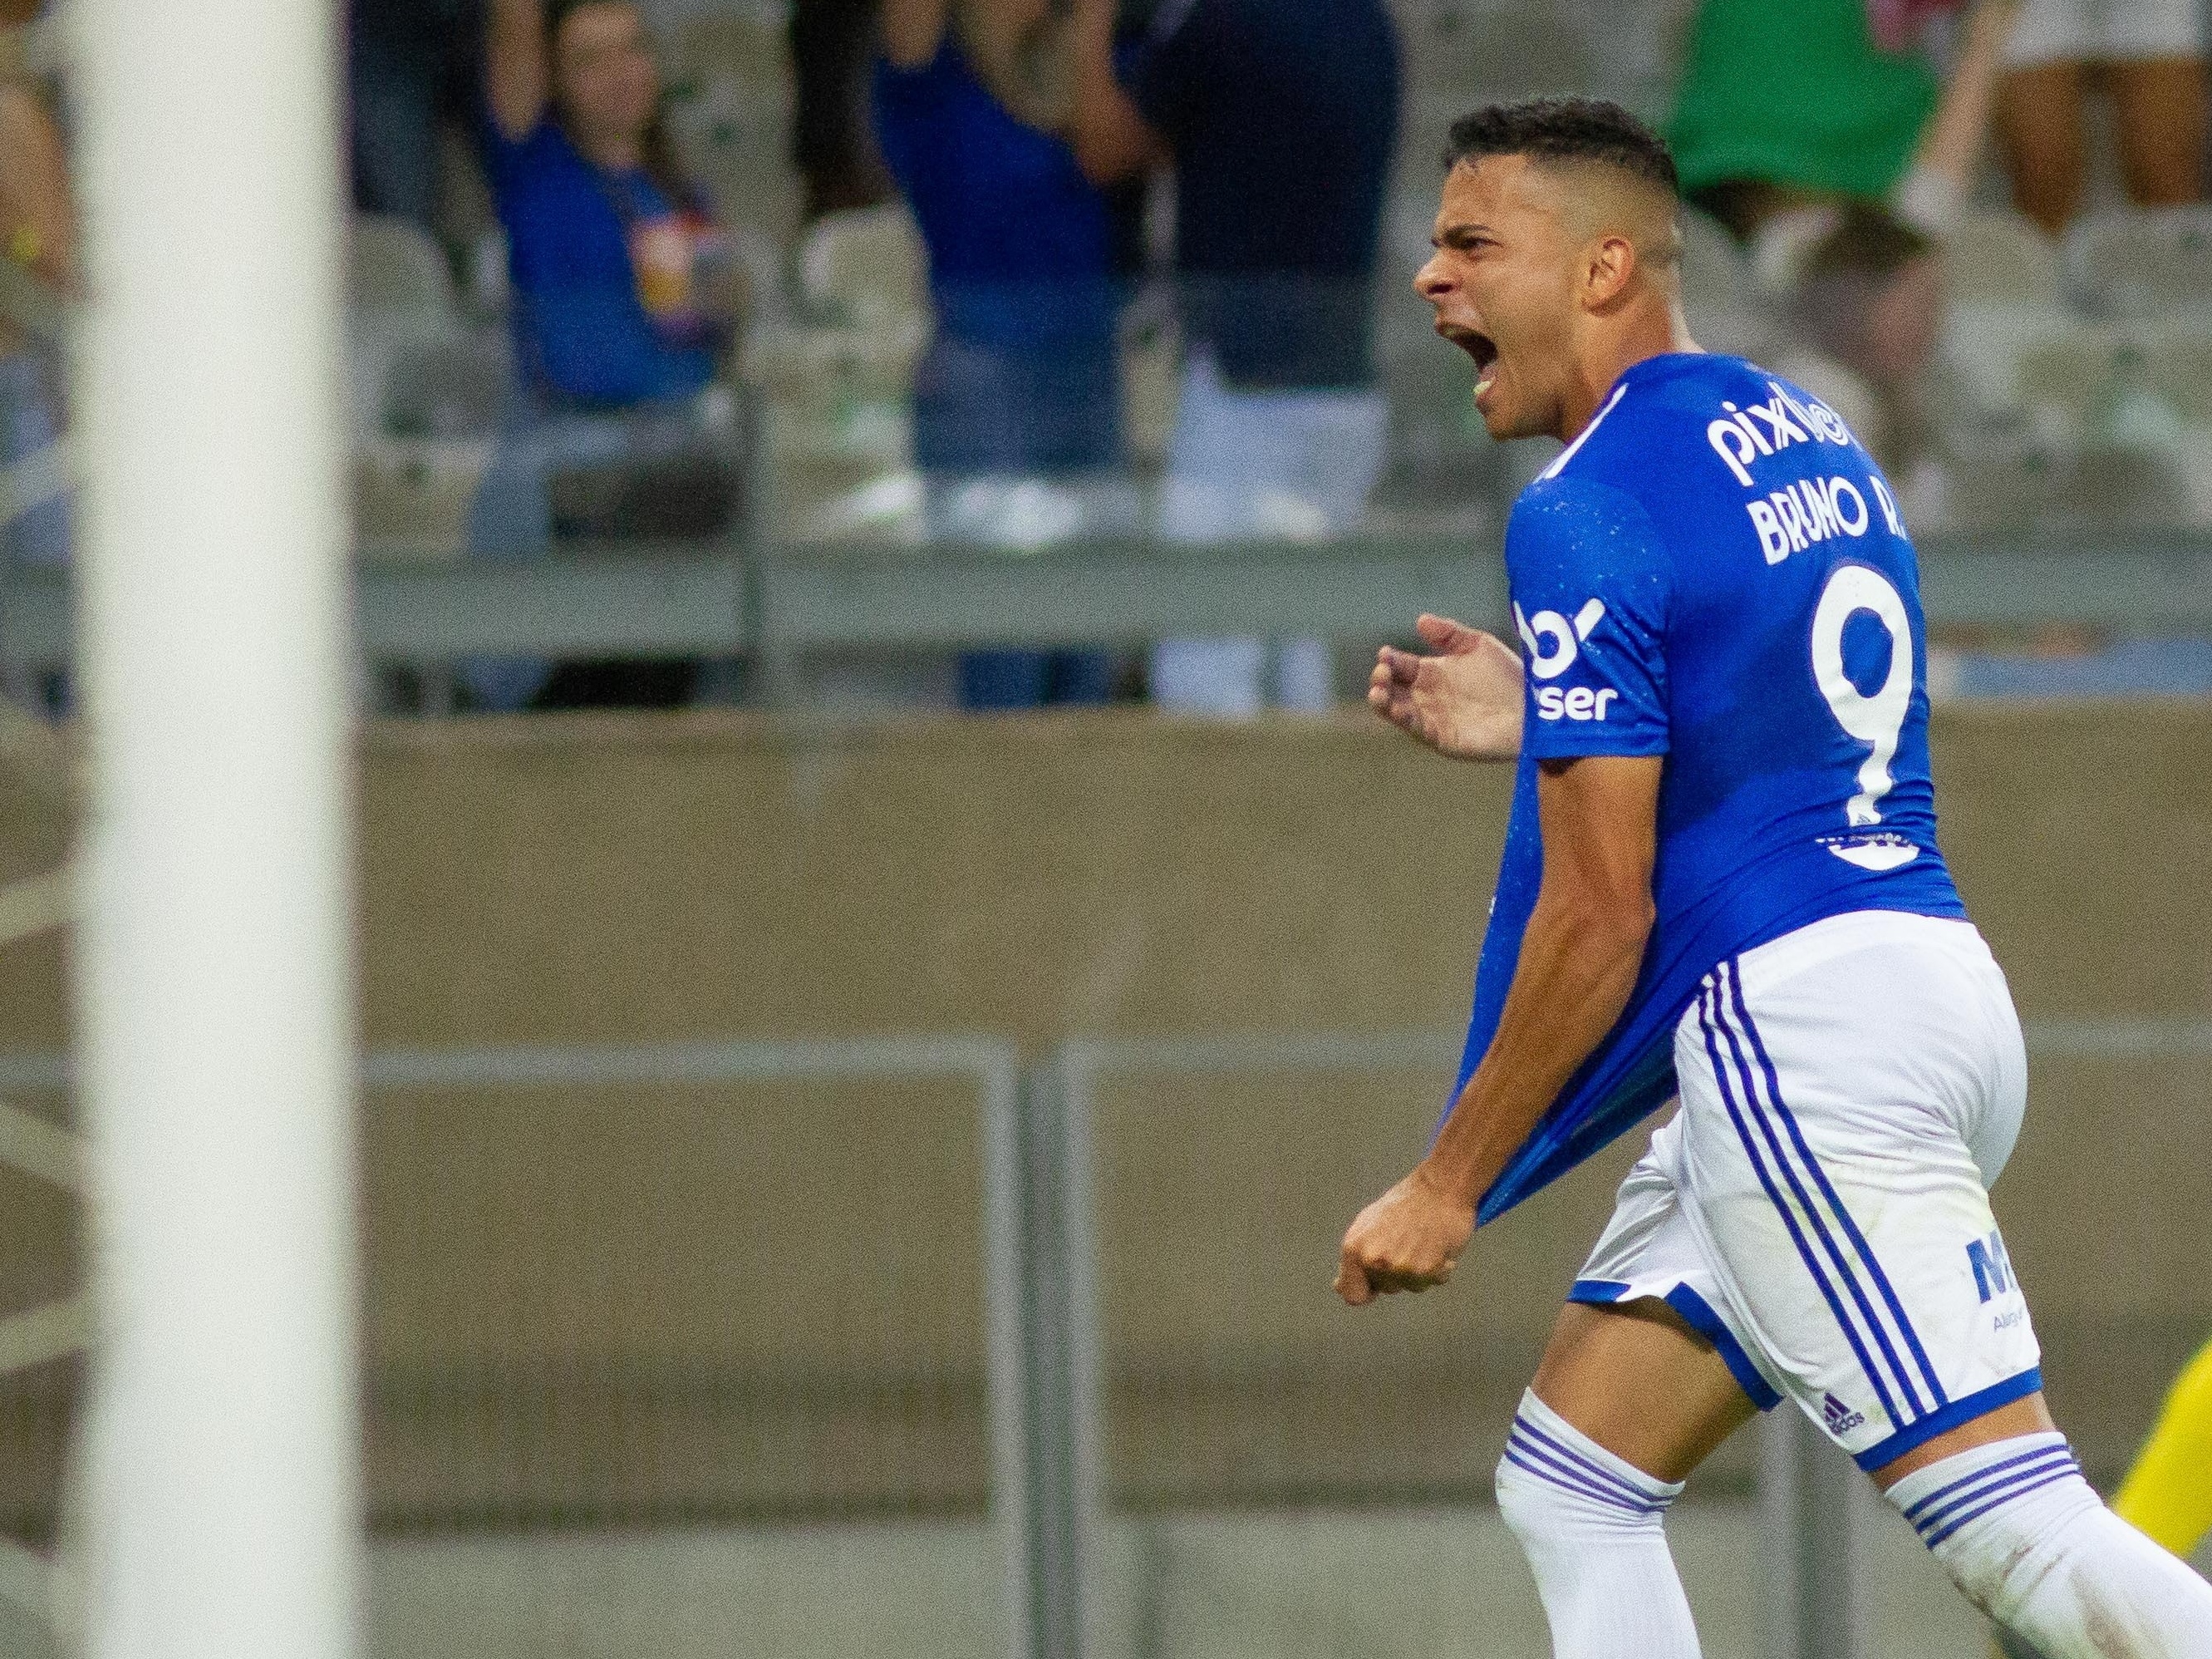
[1335,752,1659,1304]
[485,0,553,143]
[0,81,76,296]
[1067,0,1167,185]
[1367,613,1524,762]
[1894,0,2020,234]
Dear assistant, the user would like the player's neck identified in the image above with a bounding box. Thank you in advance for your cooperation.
[1558,303,1700,441]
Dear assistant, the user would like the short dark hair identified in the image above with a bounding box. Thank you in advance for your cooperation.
[1443,98,1680,198]
[1801,200,1934,284]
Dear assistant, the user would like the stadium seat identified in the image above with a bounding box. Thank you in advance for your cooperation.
[349,213,458,317]
[665,10,804,248]
[2011,322,2212,431]
[1396,0,1597,100]
[351,436,494,559]
[1678,208,1772,361]
[381,332,513,441]
[1939,303,2079,418]
[2062,204,2212,319]
[795,203,927,332]
[347,214,511,556]
[1944,210,2061,308]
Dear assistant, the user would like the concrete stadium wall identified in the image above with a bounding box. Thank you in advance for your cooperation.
[0,702,2204,1527]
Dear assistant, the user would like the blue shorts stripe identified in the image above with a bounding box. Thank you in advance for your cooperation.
[1663,1284,1784,1413]
[1724,961,1949,1410]
[1695,983,1905,1430]
[1851,1368,2046,1473]
[1713,961,1930,1422]
[1509,1416,1664,1510]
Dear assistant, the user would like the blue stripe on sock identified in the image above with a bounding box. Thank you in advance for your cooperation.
[1902,1442,2076,1529]
[1501,1440,1661,1517]
[1510,1415,1668,1511]
[1909,1455,2076,1537]
[1697,982,1906,1430]
[1905,1450,2076,1535]
[1921,1464,2082,1549]
[1505,1429,1665,1516]
[1726,961,1949,1411]
[1713,962,1927,1423]
[1912,1457,2077,1544]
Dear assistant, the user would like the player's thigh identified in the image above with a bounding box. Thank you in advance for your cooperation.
[2106,57,2209,204]
[1531,1298,1760,1486]
[1996,61,2089,232]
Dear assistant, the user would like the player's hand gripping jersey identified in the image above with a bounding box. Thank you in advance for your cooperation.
[1459,353,1966,1222]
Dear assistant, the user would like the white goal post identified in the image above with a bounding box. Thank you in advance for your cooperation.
[70,3,361,1658]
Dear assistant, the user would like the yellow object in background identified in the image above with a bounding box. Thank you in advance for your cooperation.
[2115,1336,2212,1560]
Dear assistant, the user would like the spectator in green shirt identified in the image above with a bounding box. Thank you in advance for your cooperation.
[1669,0,1942,237]
[1669,0,2018,245]
[1666,0,2022,485]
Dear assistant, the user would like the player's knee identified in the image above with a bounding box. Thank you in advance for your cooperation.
[1494,1391,1684,1554]
[1492,1445,1553,1547]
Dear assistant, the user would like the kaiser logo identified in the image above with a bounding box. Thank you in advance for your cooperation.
[1515,598,1607,680]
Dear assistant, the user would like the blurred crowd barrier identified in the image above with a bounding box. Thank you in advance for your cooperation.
[0,702,2204,1553]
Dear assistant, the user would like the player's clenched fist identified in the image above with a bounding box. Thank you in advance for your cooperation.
[1335,1164,1476,1306]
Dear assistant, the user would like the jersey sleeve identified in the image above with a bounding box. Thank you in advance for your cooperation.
[1505,478,1673,760]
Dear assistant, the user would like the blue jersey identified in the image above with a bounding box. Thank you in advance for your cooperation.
[1458,352,1966,1223]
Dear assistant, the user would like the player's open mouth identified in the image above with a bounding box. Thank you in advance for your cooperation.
[1442,324,1500,396]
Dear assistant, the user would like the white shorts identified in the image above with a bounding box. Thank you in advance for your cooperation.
[1571,911,2043,1472]
[2003,0,2204,67]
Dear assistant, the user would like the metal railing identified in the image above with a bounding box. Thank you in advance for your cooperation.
[2,527,2210,685]
[0,854,82,1643]
[1012,1017,2212,1659]
[0,1013,2205,1659]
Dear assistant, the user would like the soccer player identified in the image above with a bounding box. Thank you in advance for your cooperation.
[1336,98,2212,1659]
[2115,1335,2212,1561]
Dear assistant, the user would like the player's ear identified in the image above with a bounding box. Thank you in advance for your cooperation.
[1581,233,1637,309]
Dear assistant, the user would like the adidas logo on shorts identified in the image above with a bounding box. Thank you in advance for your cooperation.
[1823,1392,1866,1435]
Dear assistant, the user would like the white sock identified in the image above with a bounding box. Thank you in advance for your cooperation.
[1495,1390,1701,1658]
[1887,1432,2212,1657]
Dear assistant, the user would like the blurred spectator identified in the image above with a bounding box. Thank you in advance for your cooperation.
[349,0,484,229]
[1072,0,1400,717]
[875,0,1130,710]
[0,29,71,578]
[473,0,747,710]
[793,0,896,220]
[1671,0,2015,244]
[484,0,740,408]
[1672,0,2018,484]
[1995,0,2206,233]
[1767,203,1943,467]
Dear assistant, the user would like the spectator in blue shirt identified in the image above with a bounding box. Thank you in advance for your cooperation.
[466,0,744,710]
[875,0,1133,710]
[1073,0,1399,716]
[483,0,738,408]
